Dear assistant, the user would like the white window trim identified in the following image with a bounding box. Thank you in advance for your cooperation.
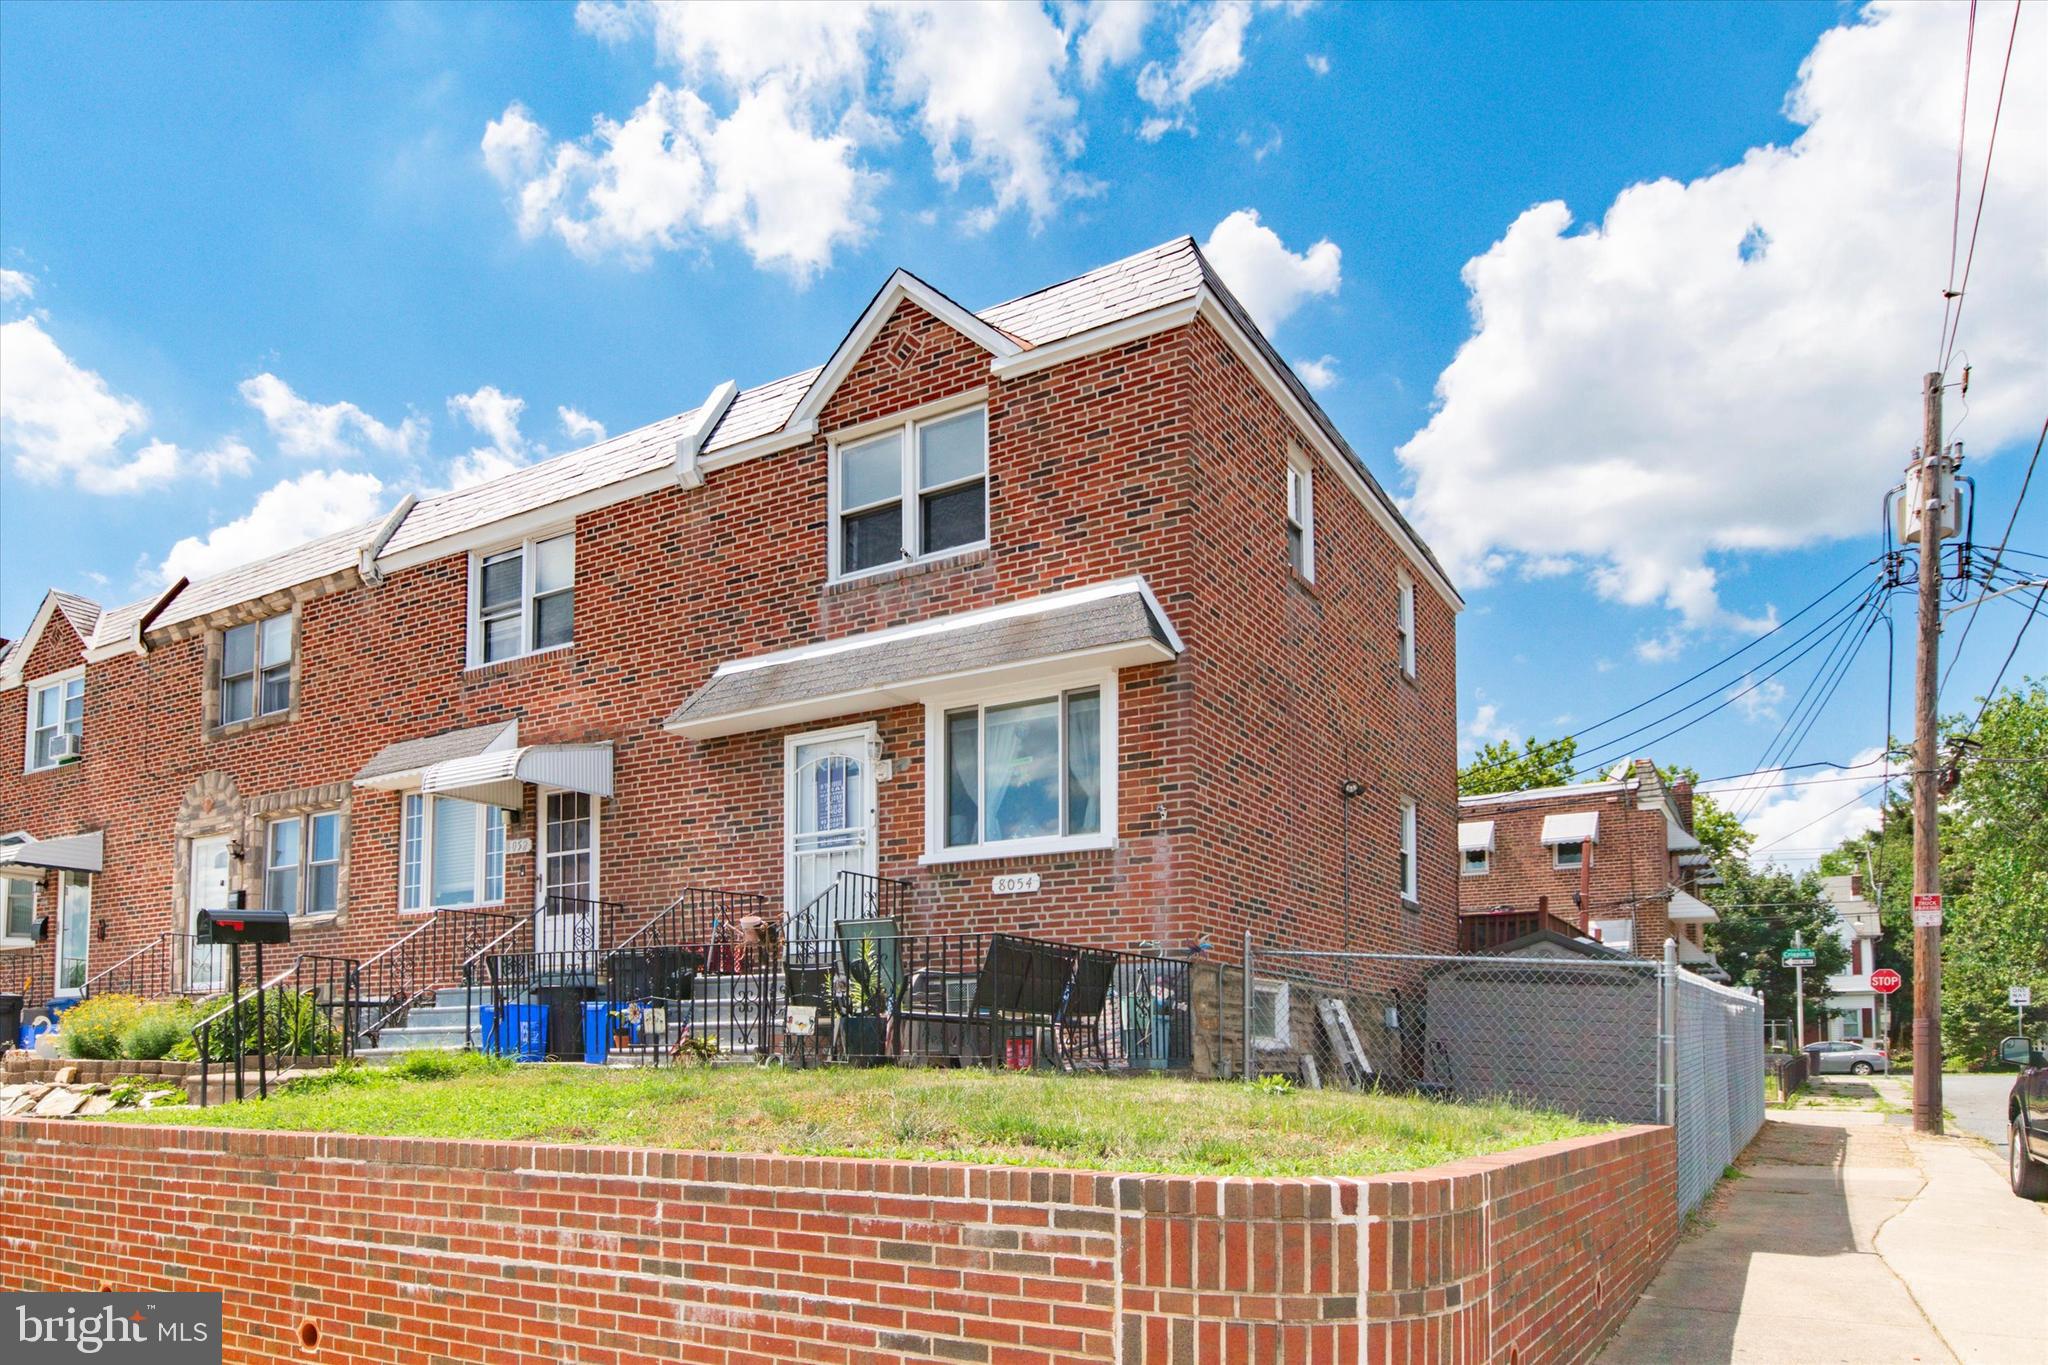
[264,811,343,917]
[1461,848,1490,877]
[1553,840,1588,871]
[1397,572,1416,679]
[0,833,35,947]
[399,793,507,914]
[23,666,84,774]
[1252,978,1291,1048]
[1400,798,1420,903]
[828,399,990,585]
[465,527,575,670]
[1286,450,1314,581]
[919,667,1119,866]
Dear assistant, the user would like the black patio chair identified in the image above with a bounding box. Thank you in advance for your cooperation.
[1052,950,1116,1070]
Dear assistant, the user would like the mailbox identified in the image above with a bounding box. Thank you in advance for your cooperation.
[196,907,293,945]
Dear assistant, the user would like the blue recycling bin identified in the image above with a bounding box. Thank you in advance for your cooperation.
[482,1002,547,1061]
[583,1001,642,1063]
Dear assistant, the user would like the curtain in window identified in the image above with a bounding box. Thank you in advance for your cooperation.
[1064,690,1101,835]
[432,796,480,907]
[984,698,1059,842]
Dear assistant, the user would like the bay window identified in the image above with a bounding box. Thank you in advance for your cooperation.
[472,532,574,666]
[833,405,987,579]
[930,681,1110,860]
[400,794,506,910]
[25,671,83,771]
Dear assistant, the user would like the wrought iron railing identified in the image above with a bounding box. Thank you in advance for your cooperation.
[612,885,772,972]
[784,871,913,944]
[193,952,357,1106]
[355,907,517,1046]
[81,931,220,1000]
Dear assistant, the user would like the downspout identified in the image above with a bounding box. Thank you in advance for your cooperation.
[358,494,417,587]
[131,577,189,655]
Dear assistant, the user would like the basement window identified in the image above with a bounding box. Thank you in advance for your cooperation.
[1251,979,1291,1048]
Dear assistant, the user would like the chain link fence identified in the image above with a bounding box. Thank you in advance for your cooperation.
[1232,941,1762,1221]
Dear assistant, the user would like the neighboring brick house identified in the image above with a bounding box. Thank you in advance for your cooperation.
[1456,759,1727,979]
[0,236,1462,1047]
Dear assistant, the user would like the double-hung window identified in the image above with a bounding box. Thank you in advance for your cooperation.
[221,615,293,726]
[934,683,1108,859]
[400,794,506,911]
[1286,456,1313,579]
[1399,798,1419,903]
[834,406,987,578]
[1,835,34,941]
[473,532,574,665]
[1397,574,1416,678]
[265,811,342,917]
[25,671,83,771]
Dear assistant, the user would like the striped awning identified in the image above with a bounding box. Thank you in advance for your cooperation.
[1458,820,1496,853]
[419,743,615,810]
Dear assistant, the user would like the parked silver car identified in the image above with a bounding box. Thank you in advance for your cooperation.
[1803,1039,1890,1075]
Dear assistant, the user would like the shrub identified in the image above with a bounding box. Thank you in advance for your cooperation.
[389,1049,511,1082]
[59,995,146,1060]
[120,1002,198,1060]
[187,988,341,1061]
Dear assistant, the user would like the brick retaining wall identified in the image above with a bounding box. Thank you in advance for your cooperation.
[0,1119,1673,1363]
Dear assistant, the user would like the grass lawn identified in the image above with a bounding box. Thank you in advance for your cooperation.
[102,1054,1608,1177]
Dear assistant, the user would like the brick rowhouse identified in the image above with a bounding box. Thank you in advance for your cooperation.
[0,1116,1677,1365]
[0,236,1462,1045]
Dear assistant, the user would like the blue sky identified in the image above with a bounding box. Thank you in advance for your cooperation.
[3,1,2042,862]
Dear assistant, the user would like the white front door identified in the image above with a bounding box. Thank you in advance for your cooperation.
[188,835,233,993]
[785,726,878,938]
[55,872,91,997]
[536,790,598,954]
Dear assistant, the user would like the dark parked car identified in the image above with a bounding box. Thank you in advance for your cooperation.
[1802,1039,1889,1075]
[2002,1036,2048,1201]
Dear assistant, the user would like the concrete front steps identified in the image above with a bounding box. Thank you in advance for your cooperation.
[356,987,481,1060]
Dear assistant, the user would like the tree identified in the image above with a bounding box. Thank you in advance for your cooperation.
[1704,863,1849,1034]
[1818,679,2048,1067]
[1460,735,1577,797]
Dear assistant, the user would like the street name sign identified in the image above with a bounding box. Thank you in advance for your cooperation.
[1782,947,1817,966]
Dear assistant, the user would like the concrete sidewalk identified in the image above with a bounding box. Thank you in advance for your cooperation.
[1600,1103,2048,1363]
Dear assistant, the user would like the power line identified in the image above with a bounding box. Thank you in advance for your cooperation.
[1942,414,2045,694]
[1967,576,2045,737]
[1935,0,1979,370]
[1940,0,2025,375]
[1730,584,1889,821]
[1752,779,1893,852]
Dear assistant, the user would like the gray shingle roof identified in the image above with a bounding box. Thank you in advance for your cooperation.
[51,233,1447,650]
[667,587,1172,734]
[50,591,102,642]
[353,720,517,783]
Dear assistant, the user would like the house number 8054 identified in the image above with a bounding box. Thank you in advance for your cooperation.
[992,873,1041,895]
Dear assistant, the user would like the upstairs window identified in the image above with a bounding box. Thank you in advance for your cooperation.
[1397,573,1417,678]
[473,532,574,665]
[400,794,506,911]
[1553,840,1587,871]
[265,811,342,917]
[834,406,987,579]
[1462,847,1490,877]
[221,615,293,726]
[1286,456,1313,579]
[25,671,83,771]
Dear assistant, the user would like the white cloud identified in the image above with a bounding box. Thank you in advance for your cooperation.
[158,469,387,584]
[0,316,160,493]
[1201,208,1341,333]
[1237,126,1282,162]
[0,269,33,304]
[1294,354,1339,391]
[1398,2,2047,637]
[1071,0,1153,86]
[1728,674,1789,723]
[558,406,607,443]
[1305,52,1329,77]
[1634,631,1686,665]
[1461,701,1520,753]
[1712,748,1891,866]
[447,384,531,488]
[240,372,424,461]
[1137,0,1252,138]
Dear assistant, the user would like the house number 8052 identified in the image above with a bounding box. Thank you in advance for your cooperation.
[992,873,1041,895]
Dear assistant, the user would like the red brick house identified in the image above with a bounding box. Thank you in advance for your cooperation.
[1456,759,1727,979]
[0,237,1461,1059]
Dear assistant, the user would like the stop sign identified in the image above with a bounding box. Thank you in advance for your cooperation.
[1870,967,1903,994]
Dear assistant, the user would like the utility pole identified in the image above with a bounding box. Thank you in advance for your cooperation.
[1912,370,1946,1135]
